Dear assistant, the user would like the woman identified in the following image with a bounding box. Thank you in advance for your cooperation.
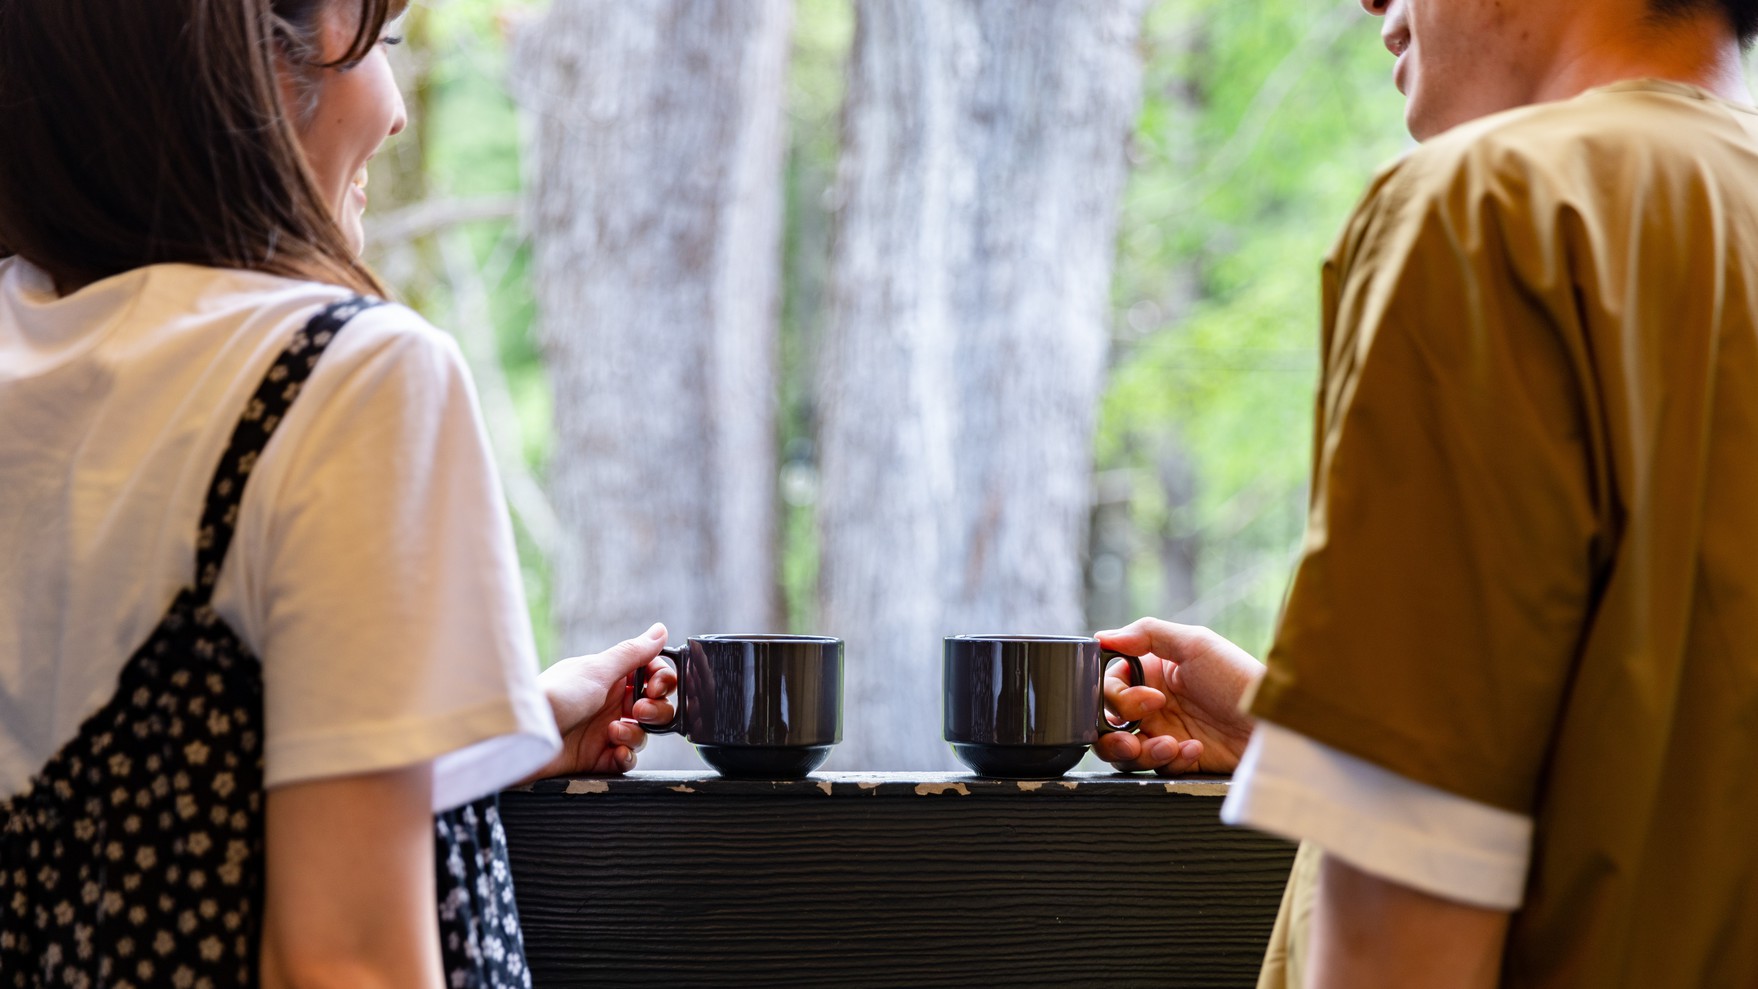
[0,1,671,986]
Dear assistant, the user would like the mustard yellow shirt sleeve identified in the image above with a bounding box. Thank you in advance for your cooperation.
[1249,151,1607,815]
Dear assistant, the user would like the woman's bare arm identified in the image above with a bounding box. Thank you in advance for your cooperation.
[260,764,443,989]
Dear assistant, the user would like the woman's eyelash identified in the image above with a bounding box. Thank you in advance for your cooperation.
[382,35,404,46]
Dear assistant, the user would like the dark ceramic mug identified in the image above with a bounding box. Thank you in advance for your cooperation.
[943,634,1144,778]
[631,634,843,779]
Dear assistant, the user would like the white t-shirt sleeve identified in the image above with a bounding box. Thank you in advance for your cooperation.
[215,304,560,811]
[1220,721,1533,910]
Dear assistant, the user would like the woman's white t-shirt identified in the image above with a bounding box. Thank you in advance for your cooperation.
[0,257,560,811]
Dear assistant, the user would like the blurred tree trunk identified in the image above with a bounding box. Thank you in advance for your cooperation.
[819,0,1146,770]
[520,0,793,768]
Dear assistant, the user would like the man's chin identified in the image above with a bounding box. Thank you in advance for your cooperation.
[1403,92,1449,143]
[1406,84,1530,143]
[1405,106,1435,142]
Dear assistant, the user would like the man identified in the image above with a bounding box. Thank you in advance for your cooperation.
[1096,0,1758,986]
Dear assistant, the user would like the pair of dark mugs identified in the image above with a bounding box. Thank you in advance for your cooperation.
[630,634,1142,779]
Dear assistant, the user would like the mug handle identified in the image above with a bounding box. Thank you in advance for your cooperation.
[1098,649,1146,734]
[627,644,688,735]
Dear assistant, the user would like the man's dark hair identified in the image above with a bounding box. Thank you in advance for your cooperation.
[1652,0,1758,45]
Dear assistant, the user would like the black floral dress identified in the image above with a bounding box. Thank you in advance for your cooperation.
[0,297,531,988]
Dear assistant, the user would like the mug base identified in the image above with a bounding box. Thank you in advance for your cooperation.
[949,743,1087,779]
[696,744,834,780]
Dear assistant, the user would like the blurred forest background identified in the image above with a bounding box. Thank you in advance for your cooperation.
[364,0,1412,769]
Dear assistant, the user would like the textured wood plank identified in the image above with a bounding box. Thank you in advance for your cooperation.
[503,773,1294,988]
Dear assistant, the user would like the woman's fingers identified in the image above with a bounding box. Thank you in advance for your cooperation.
[588,623,669,681]
[630,697,673,724]
[643,663,678,698]
[607,719,647,753]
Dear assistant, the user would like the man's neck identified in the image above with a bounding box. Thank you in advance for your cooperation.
[1534,10,1751,107]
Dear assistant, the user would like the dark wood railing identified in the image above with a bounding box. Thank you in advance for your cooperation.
[503,772,1295,988]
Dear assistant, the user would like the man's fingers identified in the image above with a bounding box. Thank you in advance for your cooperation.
[1094,617,1161,657]
[1139,734,1190,771]
[1153,739,1205,777]
[1094,730,1143,767]
[1096,616,1209,666]
[1102,682,1165,720]
[1101,732,1194,774]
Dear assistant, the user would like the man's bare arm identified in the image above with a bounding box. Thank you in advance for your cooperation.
[1306,852,1512,989]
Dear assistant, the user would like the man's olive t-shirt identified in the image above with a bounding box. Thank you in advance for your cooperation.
[1251,80,1758,987]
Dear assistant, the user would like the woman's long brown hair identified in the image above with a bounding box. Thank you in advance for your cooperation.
[0,0,404,296]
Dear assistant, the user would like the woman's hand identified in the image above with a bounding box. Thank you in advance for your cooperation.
[1095,617,1263,776]
[522,622,678,782]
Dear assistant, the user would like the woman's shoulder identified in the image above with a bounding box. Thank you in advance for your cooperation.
[3,258,454,383]
[137,263,462,382]
[157,264,443,345]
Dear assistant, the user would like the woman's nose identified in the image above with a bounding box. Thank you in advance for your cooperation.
[388,90,409,138]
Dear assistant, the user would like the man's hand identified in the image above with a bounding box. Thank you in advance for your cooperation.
[1094,617,1263,775]
[523,622,678,782]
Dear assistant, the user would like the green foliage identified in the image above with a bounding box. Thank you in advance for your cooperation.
[1103,0,1407,652]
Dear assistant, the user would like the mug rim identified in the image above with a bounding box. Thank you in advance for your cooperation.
[945,634,1098,643]
[695,633,842,644]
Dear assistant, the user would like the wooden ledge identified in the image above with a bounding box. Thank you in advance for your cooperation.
[503,771,1293,988]
[512,769,1235,799]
